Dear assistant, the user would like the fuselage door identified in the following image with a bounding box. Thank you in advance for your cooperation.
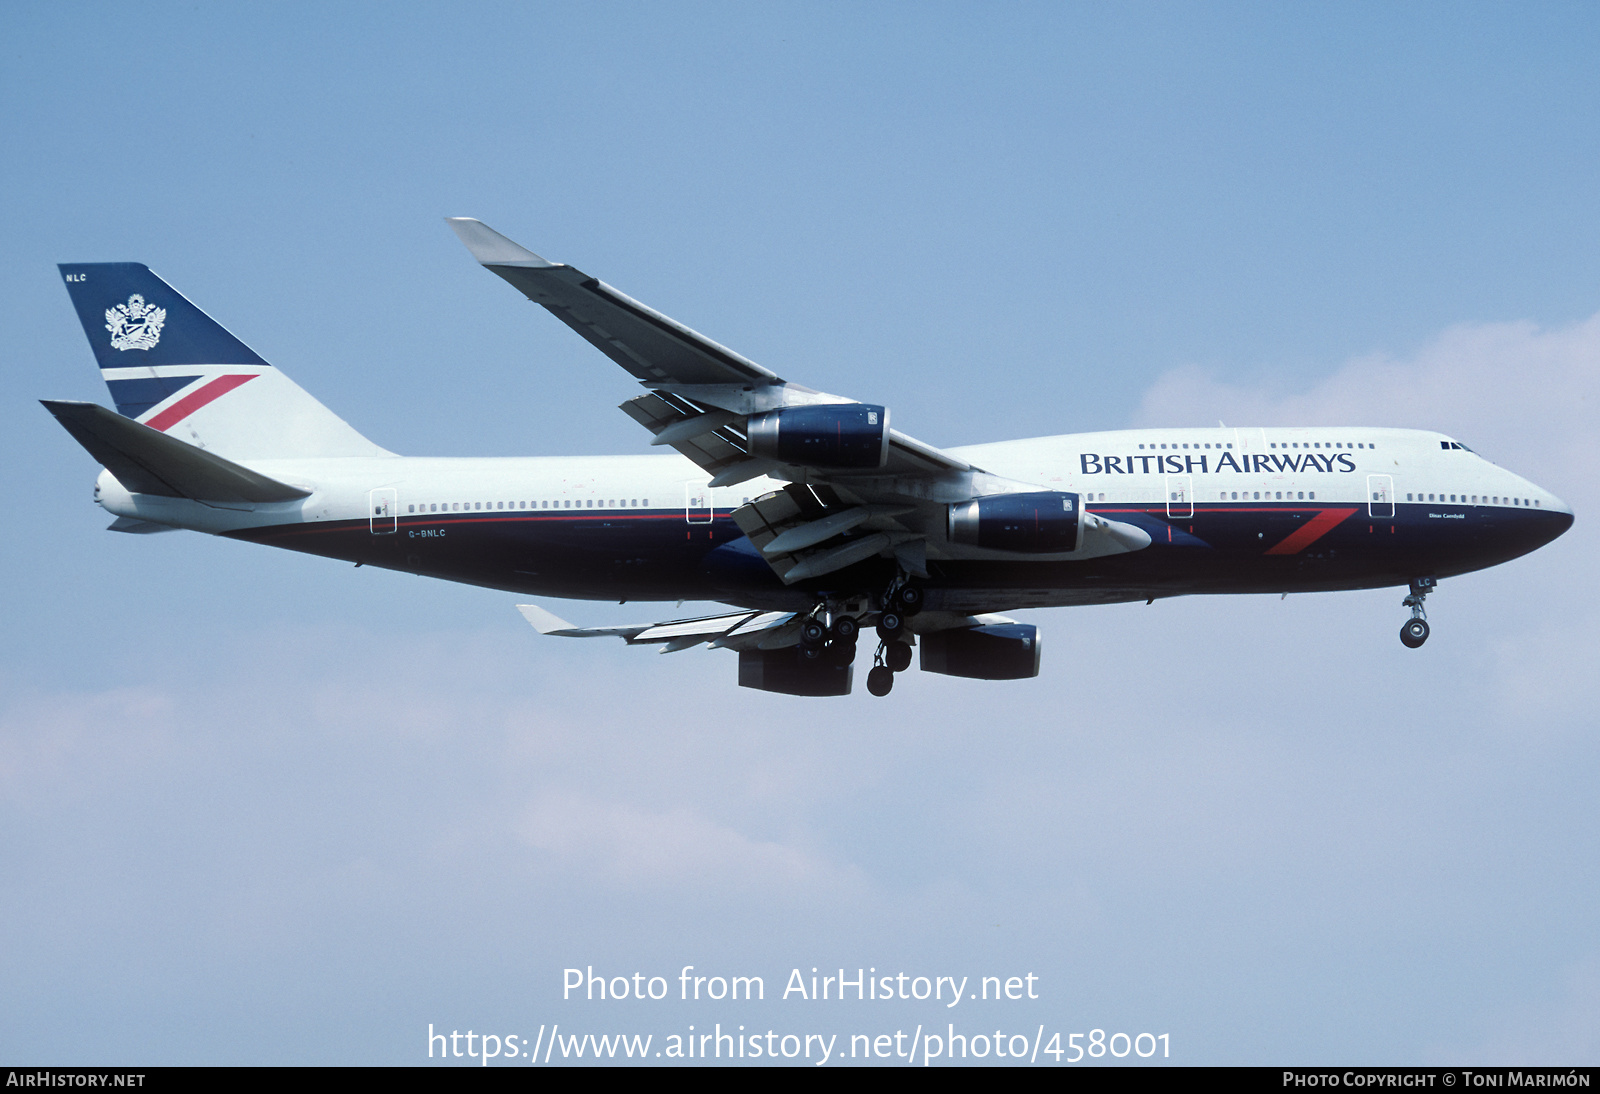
[1165,475,1194,520]
[369,487,398,534]
[685,481,713,524]
[1367,474,1395,519]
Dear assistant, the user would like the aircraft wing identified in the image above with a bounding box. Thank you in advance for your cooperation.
[517,604,797,652]
[450,221,1151,590]
[447,218,975,486]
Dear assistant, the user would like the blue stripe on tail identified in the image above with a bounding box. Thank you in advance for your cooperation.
[59,263,268,369]
[103,375,203,418]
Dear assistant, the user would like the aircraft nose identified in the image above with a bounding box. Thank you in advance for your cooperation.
[1528,489,1575,549]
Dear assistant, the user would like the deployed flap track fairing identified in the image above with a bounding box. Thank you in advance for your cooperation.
[43,224,1575,698]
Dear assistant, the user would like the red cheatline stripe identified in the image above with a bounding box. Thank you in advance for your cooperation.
[1264,507,1360,555]
[144,374,259,432]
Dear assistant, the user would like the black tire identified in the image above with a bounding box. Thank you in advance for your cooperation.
[824,639,857,667]
[877,611,904,639]
[886,641,913,672]
[895,585,925,615]
[867,665,895,696]
[801,643,824,661]
[800,619,828,647]
[831,615,860,642]
[1400,618,1430,648]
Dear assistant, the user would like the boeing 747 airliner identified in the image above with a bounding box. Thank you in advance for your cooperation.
[43,220,1574,696]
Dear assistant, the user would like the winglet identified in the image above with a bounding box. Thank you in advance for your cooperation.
[515,603,647,639]
[517,603,582,634]
[446,218,556,268]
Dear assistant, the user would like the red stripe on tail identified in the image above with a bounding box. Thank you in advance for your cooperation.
[144,374,258,432]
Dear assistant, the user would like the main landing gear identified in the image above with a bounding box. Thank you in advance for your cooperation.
[1399,577,1435,649]
[867,581,923,697]
[800,610,860,668]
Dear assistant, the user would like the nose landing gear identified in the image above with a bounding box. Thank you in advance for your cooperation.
[1399,578,1435,648]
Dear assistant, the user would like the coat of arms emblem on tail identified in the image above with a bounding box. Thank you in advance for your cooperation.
[105,294,166,351]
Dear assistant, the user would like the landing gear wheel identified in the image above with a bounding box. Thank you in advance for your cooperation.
[824,638,858,667]
[867,665,895,696]
[894,585,924,615]
[799,619,828,647]
[885,641,913,672]
[877,611,904,640]
[1399,577,1435,649]
[831,615,860,642]
[1400,618,1430,648]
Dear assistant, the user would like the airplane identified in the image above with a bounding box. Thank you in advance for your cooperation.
[43,219,1574,697]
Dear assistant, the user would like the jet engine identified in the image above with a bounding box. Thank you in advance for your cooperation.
[745,404,890,470]
[738,648,854,696]
[948,492,1081,554]
[919,623,1042,680]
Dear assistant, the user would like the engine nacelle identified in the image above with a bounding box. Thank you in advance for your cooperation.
[948,492,1080,554]
[738,648,853,696]
[745,404,890,470]
[919,623,1042,680]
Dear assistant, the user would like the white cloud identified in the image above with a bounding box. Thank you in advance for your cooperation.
[1133,311,1600,496]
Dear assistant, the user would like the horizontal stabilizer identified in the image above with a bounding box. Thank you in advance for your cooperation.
[41,400,310,506]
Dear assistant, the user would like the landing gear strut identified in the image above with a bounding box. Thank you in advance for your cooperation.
[867,577,922,696]
[1399,577,1435,649]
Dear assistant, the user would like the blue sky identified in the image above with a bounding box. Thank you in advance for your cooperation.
[3,2,1599,1065]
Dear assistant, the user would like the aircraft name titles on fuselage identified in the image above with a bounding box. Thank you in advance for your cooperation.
[1078,452,1359,476]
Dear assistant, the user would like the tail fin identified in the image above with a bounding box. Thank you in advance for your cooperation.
[58,263,391,459]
